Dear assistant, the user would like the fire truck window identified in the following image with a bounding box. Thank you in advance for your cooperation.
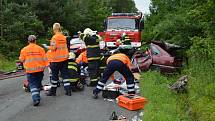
[152,46,160,55]
[107,19,136,30]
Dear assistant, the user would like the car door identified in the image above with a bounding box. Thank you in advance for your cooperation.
[151,44,174,66]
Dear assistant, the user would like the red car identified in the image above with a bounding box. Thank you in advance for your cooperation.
[131,41,184,74]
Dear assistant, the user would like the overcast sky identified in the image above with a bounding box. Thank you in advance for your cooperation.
[134,0,151,14]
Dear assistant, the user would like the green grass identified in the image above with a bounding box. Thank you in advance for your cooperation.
[140,71,190,121]
[186,61,215,121]
[0,54,16,72]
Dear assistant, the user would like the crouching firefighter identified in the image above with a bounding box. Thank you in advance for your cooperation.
[75,50,88,85]
[68,52,84,91]
[93,51,135,99]
[19,35,47,106]
[46,23,71,96]
[83,28,101,86]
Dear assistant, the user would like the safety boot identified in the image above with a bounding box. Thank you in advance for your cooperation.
[33,100,40,106]
[65,90,72,96]
[92,88,100,99]
[70,82,78,92]
[46,87,56,96]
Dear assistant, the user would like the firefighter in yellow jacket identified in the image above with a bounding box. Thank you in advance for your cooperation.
[83,28,101,86]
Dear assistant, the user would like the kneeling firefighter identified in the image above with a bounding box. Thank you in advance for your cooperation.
[68,52,84,91]
[75,50,88,84]
[92,49,135,99]
[82,28,101,86]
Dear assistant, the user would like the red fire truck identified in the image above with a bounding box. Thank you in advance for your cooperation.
[102,13,144,48]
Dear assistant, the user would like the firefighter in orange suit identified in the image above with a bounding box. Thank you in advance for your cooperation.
[46,23,71,96]
[19,35,47,106]
[76,50,88,85]
[75,50,88,64]
[93,52,135,99]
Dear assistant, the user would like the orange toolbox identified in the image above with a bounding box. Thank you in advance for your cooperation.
[117,94,148,111]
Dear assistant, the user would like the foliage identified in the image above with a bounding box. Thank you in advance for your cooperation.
[143,0,215,120]
[0,0,137,59]
[0,54,16,71]
[0,1,44,58]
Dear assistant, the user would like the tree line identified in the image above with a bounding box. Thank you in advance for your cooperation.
[143,0,215,120]
[0,0,137,58]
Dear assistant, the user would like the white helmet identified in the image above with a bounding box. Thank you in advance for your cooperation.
[122,32,127,38]
[83,28,93,35]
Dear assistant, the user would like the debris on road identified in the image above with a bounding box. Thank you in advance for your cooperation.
[169,75,188,93]
[109,111,128,121]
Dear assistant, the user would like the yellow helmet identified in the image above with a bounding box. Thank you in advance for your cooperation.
[68,52,76,60]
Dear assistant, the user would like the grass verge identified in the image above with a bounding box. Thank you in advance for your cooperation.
[0,54,16,72]
[140,71,190,121]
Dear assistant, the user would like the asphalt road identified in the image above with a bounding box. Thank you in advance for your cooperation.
[0,71,142,121]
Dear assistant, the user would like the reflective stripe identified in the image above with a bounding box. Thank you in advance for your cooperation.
[99,67,106,69]
[128,89,135,92]
[68,62,77,65]
[25,58,47,63]
[87,45,99,48]
[51,84,57,87]
[127,84,135,88]
[88,57,100,61]
[98,81,105,86]
[51,80,58,84]
[57,45,67,50]
[100,56,104,60]
[64,83,70,86]
[68,66,78,71]
[52,55,68,60]
[68,78,78,82]
[91,79,98,82]
[31,88,38,92]
[32,92,39,96]
[96,86,103,90]
[63,79,69,82]
[26,66,45,71]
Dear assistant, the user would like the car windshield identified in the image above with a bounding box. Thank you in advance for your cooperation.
[107,18,136,30]
[152,46,160,55]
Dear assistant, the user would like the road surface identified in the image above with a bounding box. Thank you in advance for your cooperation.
[0,71,142,121]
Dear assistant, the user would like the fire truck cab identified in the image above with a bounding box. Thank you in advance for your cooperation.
[103,13,144,48]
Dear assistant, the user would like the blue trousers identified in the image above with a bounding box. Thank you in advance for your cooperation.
[96,60,135,93]
[27,71,44,102]
[49,60,71,92]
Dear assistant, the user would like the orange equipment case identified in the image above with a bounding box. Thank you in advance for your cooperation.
[117,94,148,111]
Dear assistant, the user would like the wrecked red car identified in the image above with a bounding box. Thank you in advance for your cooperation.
[131,41,184,74]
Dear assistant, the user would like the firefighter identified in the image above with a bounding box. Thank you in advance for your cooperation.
[46,23,71,96]
[75,50,88,85]
[19,35,47,106]
[121,32,131,45]
[83,28,101,86]
[93,52,135,99]
[68,52,84,91]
